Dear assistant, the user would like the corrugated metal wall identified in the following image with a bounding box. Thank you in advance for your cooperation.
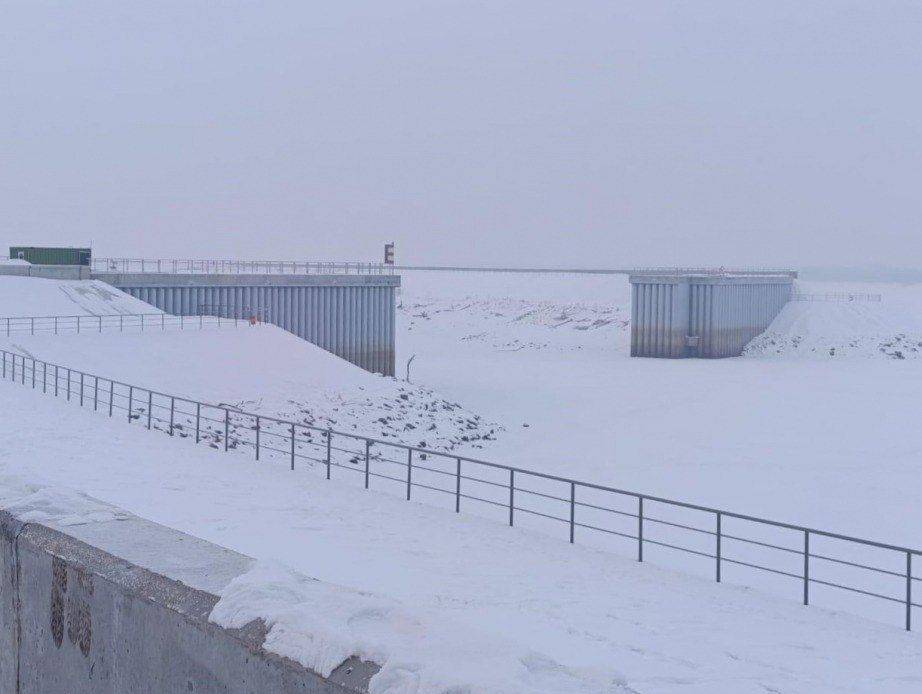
[688,280,792,358]
[116,283,397,375]
[631,275,793,358]
[630,281,689,358]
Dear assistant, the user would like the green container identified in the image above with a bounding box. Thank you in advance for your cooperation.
[9,247,91,266]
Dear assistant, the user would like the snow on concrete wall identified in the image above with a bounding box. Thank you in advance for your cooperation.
[0,503,376,693]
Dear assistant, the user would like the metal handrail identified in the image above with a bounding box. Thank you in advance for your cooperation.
[91,258,394,275]
[1,312,264,337]
[0,348,916,632]
[88,258,796,277]
[394,265,799,277]
[792,292,883,303]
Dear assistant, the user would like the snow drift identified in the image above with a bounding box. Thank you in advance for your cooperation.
[211,561,624,694]
[2,326,502,455]
[0,276,162,317]
[744,284,922,359]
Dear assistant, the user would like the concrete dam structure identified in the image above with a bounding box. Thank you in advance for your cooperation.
[0,506,378,693]
[630,272,795,358]
[0,263,399,375]
[98,273,400,376]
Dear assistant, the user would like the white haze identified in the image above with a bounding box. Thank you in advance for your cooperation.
[2,1,921,268]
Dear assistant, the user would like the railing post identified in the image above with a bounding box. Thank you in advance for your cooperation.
[195,402,201,443]
[43,362,47,393]
[326,429,332,479]
[147,391,153,429]
[79,372,84,406]
[66,369,71,400]
[99,316,102,333]
[54,316,58,334]
[638,497,644,562]
[120,315,123,332]
[406,449,413,500]
[364,441,371,488]
[224,409,229,451]
[569,482,576,543]
[455,458,461,512]
[169,397,175,435]
[290,423,296,470]
[803,530,810,605]
[76,315,80,333]
[127,385,133,422]
[108,381,114,416]
[93,376,98,410]
[30,317,34,335]
[55,365,59,396]
[907,552,913,631]
[716,512,722,583]
[255,416,260,459]
[31,358,35,388]
[509,470,515,527]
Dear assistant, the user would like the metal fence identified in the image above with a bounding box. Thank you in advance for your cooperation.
[91,258,394,275]
[792,292,883,303]
[88,258,797,278]
[0,348,917,631]
[395,265,799,277]
[1,312,263,337]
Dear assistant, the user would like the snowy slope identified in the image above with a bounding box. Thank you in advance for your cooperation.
[399,270,631,354]
[744,282,922,359]
[1,385,919,694]
[2,326,501,454]
[0,276,162,316]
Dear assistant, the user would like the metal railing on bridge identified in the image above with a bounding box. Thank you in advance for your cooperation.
[91,258,394,275]
[0,348,916,632]
[792,292,883,303]
[89,258,797,277]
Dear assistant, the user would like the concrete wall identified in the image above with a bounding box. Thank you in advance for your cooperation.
[96,273,400,376]
[0,509,379,693]
[630,274,794,358]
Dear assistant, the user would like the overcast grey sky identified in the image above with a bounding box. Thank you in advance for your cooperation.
[2,1,920,267]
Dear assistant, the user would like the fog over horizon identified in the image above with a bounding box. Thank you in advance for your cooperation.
[3,1,921,269]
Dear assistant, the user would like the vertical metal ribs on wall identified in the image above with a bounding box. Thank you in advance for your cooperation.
[630,274,793,359]
[100,275,398,376]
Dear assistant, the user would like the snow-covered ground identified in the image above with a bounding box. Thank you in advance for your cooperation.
[0,275,162,316]
[396,272,922,552]
[745,281,922,359]
[4,270,922,690]
[399,272,631,357]
[2,326,500,455]
[1,385,920,693]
